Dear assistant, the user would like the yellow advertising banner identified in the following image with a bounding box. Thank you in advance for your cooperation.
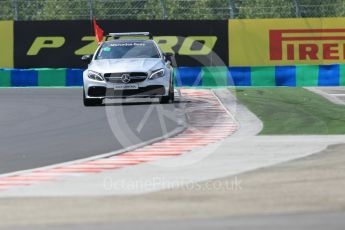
[0,21,14,68]
[229,17,345,66]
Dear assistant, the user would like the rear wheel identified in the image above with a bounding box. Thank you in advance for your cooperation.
[83,90,103,106]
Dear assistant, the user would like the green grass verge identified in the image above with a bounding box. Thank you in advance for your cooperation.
[234,88,345,135]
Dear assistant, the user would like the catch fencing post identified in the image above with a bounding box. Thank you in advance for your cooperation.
[12,0,18,20]
[293,0,301,17]
[228,0,237,19]
[88,0,93,20]
[159,0,167,19]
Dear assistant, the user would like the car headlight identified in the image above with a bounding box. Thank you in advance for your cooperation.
[88,70,104,81]
[149,69,165,80]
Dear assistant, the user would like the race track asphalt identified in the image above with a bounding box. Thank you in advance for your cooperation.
[0,88,184,174]
[6,212,343,230]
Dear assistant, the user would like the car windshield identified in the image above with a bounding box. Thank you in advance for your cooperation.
[95,41,161,60]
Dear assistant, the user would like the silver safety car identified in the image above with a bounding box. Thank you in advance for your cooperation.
[82,32,174,106]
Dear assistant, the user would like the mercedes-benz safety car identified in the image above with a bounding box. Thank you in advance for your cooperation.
[82,32,174,106]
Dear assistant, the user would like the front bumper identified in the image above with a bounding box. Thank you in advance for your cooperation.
[87,85,166,98]
[83,73,170,99]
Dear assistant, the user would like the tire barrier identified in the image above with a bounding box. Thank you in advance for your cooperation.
[0,64,344,87]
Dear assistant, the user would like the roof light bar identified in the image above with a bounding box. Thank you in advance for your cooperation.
[108,32,153,40]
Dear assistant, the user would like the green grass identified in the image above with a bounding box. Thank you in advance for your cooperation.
[234,88,345,135]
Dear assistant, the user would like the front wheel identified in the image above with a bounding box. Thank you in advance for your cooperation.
[83,90,103,107]
[159,95,170,104]
[159,84,174,104]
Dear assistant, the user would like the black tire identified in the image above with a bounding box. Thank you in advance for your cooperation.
[83,91,102,107]
[159,95,170,104]
[170,82,175,103]
[159,81,174,104]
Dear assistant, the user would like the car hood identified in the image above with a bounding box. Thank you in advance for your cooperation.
[89,58,164,73]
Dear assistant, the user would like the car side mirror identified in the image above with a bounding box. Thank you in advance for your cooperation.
[164,52,174,62]
[81,54,93,63]
[164,53,175,66]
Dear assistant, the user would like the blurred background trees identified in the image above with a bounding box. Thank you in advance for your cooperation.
[0,0,344,20]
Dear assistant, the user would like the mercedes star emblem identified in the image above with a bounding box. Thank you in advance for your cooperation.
[121,74,131,84]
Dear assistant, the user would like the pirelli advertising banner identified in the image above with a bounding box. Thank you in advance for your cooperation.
[5,20,228,68]
[229,17,345,66]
